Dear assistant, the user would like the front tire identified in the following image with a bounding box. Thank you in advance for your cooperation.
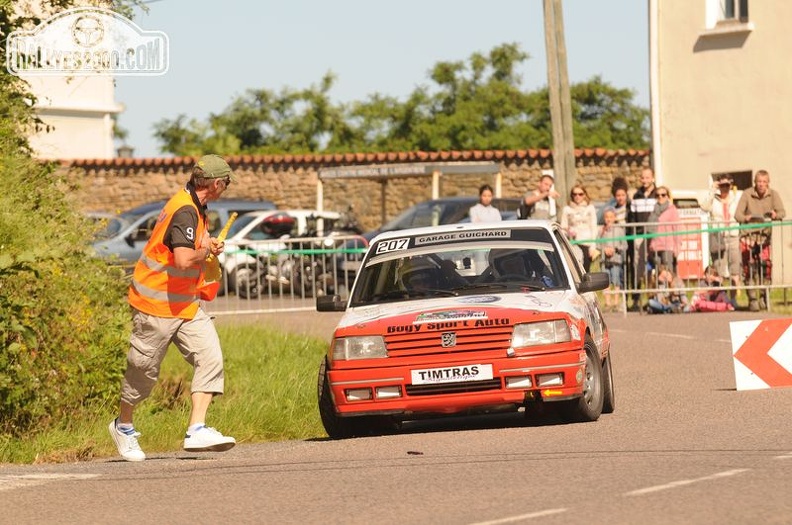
[556,337,604,423]
[601,354,615,414]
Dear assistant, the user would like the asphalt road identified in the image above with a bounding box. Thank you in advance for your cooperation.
[2,311,792,525]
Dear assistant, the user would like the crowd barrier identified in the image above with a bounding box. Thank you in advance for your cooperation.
[204,234,368,315]
[116,220,790,316]
[578,218,792,313]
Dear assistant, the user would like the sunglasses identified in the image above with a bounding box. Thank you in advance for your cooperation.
[657,192,668,197]
[222,177,231,187]
[572,192,585,196]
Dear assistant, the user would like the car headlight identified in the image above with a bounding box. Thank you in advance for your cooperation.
[332,336,387,360]
[511,320,571,348]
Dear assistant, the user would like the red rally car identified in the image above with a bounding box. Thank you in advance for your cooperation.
[316,220,614,439]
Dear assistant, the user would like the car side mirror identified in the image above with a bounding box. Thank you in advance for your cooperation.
[317,295,346,312]
[578,271,610,293]
[124,234,135,248]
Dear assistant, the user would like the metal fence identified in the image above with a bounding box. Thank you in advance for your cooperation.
[124,218,791,316]
[205,234,368,315]
[581,218,792,313]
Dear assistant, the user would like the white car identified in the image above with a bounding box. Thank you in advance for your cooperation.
[220,209,342,296]
[316,220,613,439]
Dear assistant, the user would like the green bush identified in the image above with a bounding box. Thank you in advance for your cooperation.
[0,148,130,436]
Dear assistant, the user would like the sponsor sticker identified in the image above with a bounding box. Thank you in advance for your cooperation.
[414,310,486,324]
[411,364,494,385]
[374,238,409,255]
[414,230,511,245]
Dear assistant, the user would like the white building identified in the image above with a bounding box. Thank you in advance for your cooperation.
[25,75,123,160]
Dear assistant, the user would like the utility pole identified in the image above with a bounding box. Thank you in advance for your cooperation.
[542,0,576,201]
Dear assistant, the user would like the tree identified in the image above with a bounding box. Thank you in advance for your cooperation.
[153,43,649,155]
[0,1,137,437]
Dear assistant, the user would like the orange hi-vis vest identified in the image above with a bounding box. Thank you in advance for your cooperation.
[128,189,207,319]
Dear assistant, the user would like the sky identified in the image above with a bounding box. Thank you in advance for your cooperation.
[115,0,649,158]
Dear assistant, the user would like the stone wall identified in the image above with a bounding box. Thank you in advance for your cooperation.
[63,148,650,232]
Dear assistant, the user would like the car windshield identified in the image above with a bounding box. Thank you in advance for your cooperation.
[226,213,261,238]
[91,216,128,240]
[349,234,568,307]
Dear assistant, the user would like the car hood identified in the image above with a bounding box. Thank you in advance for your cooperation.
[336,290,595,333]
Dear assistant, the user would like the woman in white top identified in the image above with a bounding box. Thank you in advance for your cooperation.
[561,184,598,272]
[469,184,502,223]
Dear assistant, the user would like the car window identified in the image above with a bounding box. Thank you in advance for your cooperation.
[554,229,583,286]
[350,228,567,307]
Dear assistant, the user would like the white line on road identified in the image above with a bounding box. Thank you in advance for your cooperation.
[467,508,567,525]
[775,452,792,460]
[624,469,749,496]
[609,329,730,344]
[0,473,99,492]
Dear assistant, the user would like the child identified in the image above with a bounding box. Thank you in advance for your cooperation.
[690,265,736,312]
[647,265,690,314]
[598,207,627,312]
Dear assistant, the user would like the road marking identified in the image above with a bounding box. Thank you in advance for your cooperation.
[0,473,98,492]
[468,508,567,524]
[624,469,749,496]
[775,452,792,460]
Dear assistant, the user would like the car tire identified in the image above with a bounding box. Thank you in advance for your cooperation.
[235,264,260,299]
[556,336,604,423]
[601,353,615,414]
[318,358,392,439]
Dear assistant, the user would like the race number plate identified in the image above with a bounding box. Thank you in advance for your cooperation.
[411,364,493,385]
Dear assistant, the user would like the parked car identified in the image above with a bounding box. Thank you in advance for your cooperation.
[220,209,343,295]
[91,199,276,266]
[316,220,613,439]
[337,196,522,281]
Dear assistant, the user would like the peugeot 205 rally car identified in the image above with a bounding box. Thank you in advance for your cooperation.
[316,220,614,439]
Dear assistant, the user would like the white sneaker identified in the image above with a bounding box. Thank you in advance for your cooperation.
[183,426,236,452]
[108,419,146,462]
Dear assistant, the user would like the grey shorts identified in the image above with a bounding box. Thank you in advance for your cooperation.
[121,307,224,406]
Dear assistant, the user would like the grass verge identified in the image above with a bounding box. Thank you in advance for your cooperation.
[0,324,329,464]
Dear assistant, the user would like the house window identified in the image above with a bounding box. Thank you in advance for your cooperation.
[720,0,749,23]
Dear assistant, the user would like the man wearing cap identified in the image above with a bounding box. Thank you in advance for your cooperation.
[735,169,786,311]
[109,154,237,461]
[701,174,743,303]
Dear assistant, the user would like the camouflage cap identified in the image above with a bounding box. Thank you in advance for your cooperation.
[195,154,237,182]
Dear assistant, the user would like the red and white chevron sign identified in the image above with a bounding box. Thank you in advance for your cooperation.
[730,319,792,391]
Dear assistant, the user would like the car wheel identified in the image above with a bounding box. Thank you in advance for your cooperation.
[601,354,615,414]
[556,336,604,423]
[235,265,260,299]
[317,358,390,439]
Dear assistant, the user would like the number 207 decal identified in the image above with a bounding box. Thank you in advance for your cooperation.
[375,238,410,254]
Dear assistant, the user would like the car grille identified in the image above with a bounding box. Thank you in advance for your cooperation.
[405,379,502,396]
[386,325,513,358]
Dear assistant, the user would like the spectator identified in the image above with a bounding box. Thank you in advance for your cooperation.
[646,265,689,314]
[599,207,627,312]
[627,167,658,311]
[700,174,743,303]
[690,265,736,312]
[647,186,680,272]
[599,176,630,225]
[518,173,559,221]
[560,184,598,272]
[735,169,787,311]
[612,179,630,225]
[469,184,502,223]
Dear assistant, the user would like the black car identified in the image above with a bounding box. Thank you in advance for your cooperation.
[336,196,521,285]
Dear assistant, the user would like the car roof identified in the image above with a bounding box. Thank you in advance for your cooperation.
[370,218,555,243]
